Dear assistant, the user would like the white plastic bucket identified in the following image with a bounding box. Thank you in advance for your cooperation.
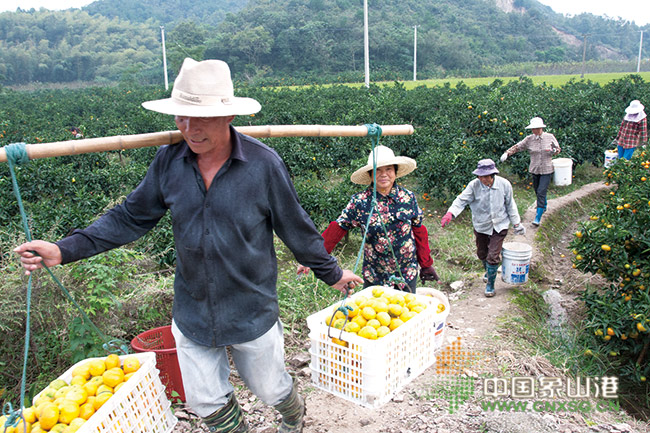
[604,151,618,168]
[501,242,532,284]
[552,158,572,186]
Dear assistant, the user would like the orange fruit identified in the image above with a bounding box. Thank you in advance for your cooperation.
[96,384,113,396]
[38,402,59,431]
[58,400,80,425]
[78,402,95,420]
[102,368,125,388]
[88,359,106,377]
[71,363,91,381]
[93,392,113,411]
[389,318,404,331]
[104,354,121,370]
[122,356,140,374]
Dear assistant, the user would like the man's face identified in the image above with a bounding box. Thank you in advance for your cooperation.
[531,127,543,136]
[478,175,494,187]
[174,115,235,154]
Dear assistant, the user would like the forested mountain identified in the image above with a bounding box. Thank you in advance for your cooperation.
[0,0,647,86]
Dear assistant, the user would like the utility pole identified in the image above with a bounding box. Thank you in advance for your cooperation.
[638,30,644,73]
[364,0,369,88]
[161,26,169,90]
[413,25,417,81]
[580,34,589,78]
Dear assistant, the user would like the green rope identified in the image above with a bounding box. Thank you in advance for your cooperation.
[327,123,409,339]
[2,142,130,420]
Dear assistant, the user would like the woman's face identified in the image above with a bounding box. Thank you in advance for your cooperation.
[531,127,543,136]
[374,165,397,194]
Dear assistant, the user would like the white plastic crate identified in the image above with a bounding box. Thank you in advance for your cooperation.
[307,286,449,408]
[34,351,177,433]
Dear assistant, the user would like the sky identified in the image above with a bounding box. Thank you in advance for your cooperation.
[0,0,649,26]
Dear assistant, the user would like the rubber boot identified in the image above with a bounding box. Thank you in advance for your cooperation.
[482,260,488,283]
[202,393,249,433]
[484,264,499,297]
[532,207,544,226]
[274,382,305,433]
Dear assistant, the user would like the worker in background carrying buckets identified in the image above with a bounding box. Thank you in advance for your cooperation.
[500,117,561,226]
[441,159,525,297]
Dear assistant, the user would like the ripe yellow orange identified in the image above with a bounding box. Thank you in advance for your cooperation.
[366,319,381,329]
[92,392,113,411]
[606,327,615,336]
[377,326,390,338]
[343,321,360,334]
[71,363,91,381]
[601,244,611,251]
[66,418,86,432]
[361,306,376,321]
[376,311,391,327]
[22,407,37,424]
[122,356,140,374]
[400,311,416,322]
[88,359,106,377]
[78,402,95,420]
[389,318,404,331]
[388,304,403,317]
[351,314,367,328]
[58,400,80,425]
[65,386,88,406]
[102,368,125,388]
[38,403,60,431]
[69,375,86,387]
[96,384,114,396]
[104,354,120,370]
[358,326,378,340]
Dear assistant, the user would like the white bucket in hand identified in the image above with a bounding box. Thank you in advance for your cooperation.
[501,242,532,284]
[604,151,618,168]
[552,158,572,186]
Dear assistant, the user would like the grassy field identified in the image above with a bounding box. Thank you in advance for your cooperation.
[334,71,650,89]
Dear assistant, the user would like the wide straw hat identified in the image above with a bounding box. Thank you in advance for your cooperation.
[625,100,645,114]
[350,145,417,185]
[142,58,261,117]
[525,117,546,129]
[472,158,499,176]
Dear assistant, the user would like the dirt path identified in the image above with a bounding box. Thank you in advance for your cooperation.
[173,181,649,433]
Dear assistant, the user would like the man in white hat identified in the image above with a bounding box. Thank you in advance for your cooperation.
[14,58,362,433]
[615,100,647,160]
[441,159,524,297]
[500,116,561,226]
[297,145,439,292]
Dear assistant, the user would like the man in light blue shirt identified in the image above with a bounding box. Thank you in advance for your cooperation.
[441,159,525,297]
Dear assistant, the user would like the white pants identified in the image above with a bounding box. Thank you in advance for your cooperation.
[171,319,293,417]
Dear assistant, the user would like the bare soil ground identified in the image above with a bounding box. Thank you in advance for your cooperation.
[173,181,650,433]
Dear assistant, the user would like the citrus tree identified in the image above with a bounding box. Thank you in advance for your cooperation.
[570,150,650,382]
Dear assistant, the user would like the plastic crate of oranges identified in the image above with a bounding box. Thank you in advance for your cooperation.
[13,352,177,433]
[306,285,449,408]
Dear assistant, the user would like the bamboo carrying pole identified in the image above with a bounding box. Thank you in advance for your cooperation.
[0,124,414,163]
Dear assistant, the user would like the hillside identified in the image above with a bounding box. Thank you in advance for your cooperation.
[0,0,647,86]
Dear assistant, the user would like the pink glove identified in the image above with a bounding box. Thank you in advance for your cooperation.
[441,212,453,228]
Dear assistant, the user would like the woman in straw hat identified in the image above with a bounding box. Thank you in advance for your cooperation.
[14,58,363,433]
[298,145,438,292]
[615,100,647,160]
[441,159,525,297]
[500,116,561,226]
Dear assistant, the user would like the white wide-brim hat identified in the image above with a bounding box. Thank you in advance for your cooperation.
[142,58,261,117]
[350,145,417,185]
[525,117,546,129]
[625,100,645,114]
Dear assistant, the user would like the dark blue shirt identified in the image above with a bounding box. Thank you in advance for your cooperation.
[57,126,343,346]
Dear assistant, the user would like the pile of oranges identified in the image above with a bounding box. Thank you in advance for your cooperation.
[0,354,140,433]
[324,286,446,342]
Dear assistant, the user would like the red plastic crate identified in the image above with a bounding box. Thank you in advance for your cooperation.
[131,325,186,402]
